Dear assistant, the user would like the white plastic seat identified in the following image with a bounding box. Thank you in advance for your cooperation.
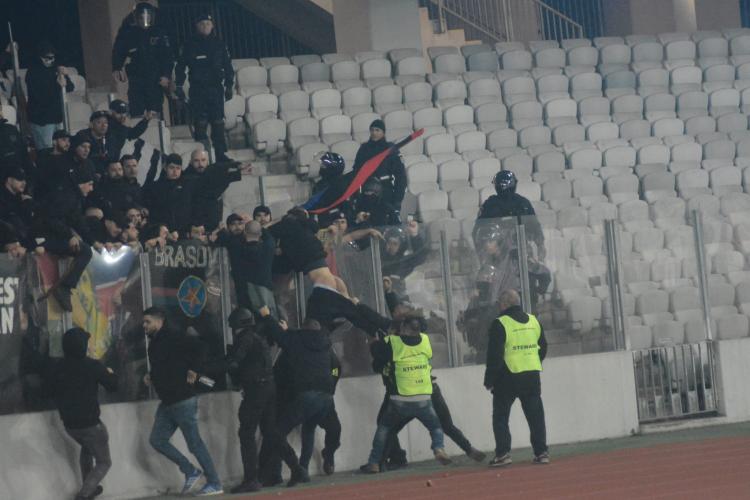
[502,153,533,179]
[425,133,459,165]
[702,139,736,171]
[644,93,676,122]
[731,35,750,65]
[717,314,749,339]
[413,107,446,137]
[448,186,480,219]
[710,166,743,196]
[631,42,665,73]
[236,66,269,97]
[467,78,502,107]
[403,82,433,112]
[604,70,637,99]
[501,50,533,71]
[470,157,500,188]
[323,53,354,65]
[643,171,677,202]
[637,68,669,97]
[606,174,639,204]
[697,37,729,68]
[300,62,332,93]
[373,85,404,114]
[566,45,598,72]
[417,190,451,222]
[310,88,342,120]
[278,90,311,123]
[269,65,301,95]
[709,88,740,117]
[652,117,685,138]
[552,123,584,146]
[604,145,637,168]
[570,72,603,101]
[510,101,543,130]
[518,125,552,148]
[320,115,352,145]
[569,148,603,171]
[599,44,632,76]
[495,42,526,55]
[677,91,709,120]
[395,56,428,86]
[544,98,578,128]
[664,40,696,70]
[245,94,278,127]
[434,80,467,109]
[537,74,570,104]
[354,51,384,64]
[286,117,320,151]
[260,57,290,68]
[431,54,466,82]
[362,59,393,89]
[578,96,612,127]
[252,118,286,154]
[612,94,644,124]
[487,128,518,153]
[670,66,702,96]
[467,51,500,73]
[342,87,373,116]
[455,130,488,161]
[443,105,477,135]
[475,102,508,133]
[331,61,364,90]
[502,76,536,106]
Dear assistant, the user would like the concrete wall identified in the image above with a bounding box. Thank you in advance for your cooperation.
[694,0,741,30]
[332,0,421,54]
[0,350,639,500]
[715,337,750,422]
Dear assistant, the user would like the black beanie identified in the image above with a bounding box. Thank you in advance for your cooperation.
[70,132,92,150]
[370,119,386,132]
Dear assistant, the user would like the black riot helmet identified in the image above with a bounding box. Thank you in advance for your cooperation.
[493,170,517,195]
[228,307,254,329]
[319,152,345,179]
[134,2,157,28]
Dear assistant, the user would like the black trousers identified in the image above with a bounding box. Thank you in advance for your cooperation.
[238,381,277,483]
[43,239,93,290]
[491,374,547,457]
[299,405,341,470]
[385,383,472,456]
[305,286,391,337]
[127,76,164,116]
[189,85,227,158]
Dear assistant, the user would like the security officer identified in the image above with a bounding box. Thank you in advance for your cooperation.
[484,289,549,467]
[351,177,400,228]
[112,2,174,117]
[361,310,451,473]
[174,13,234,161]
[475,170,550,308]
[352,119,406,220]
[306,152,353,228]
[224,308,277,494]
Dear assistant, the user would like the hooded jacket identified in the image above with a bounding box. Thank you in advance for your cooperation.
[268,215,327,273]
[147,326,204,405]
[352,138,406,206]
[47,328,118,429]
[260,316,333,395]
[25,60,74,125]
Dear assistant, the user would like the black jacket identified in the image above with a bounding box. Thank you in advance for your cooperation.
[143,175,196,233]
[476,193,543,247]
[37,184,94,244]
[483,305,547,391]
[260,316,333,396]
[147,327,204,405]
[182,162,242,230]
[0,120,31,174]
[352,139,407,206]
[226,326,274,390]
[217,229,275,290]
[78,119,147,175]
[96,176,143,214]
[268,216,327,273]
[0,186,36,249]
[112,21,173,80]
[25,61,73,125]
[45,328,118,429]
[175,34,233,89]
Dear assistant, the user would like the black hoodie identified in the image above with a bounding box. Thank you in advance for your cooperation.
[46,328,118,429]
[260,316,333,395]
[352,138,407,206]
[147,326,204,405]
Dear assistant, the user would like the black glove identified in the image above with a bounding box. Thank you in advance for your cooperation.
[224,86,233,102]
[174,86,186,102]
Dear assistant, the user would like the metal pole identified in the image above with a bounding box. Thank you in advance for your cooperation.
[107,93,115,106]
[61,85,70,132]
[258,175,267,207]
[515,221,533,313]
[157,119,166,161]
[138,252,154,399]
[370,234,388,316]
[604,220,627,350]
[691,210,714,341]
[218,248,233,351]
[437,0,448,34]
[439,229,460,367]
[294,272,306,326]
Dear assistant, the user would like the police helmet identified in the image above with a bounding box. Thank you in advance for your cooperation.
[493,170,517,195]
[476,264,498,283]
[319,152,345,179]
[474,223,502,246]
[134,2,157,28]
[383,226,406,244]
[228,308,254,329]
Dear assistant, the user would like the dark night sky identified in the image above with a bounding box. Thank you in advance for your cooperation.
[0,0,84,72]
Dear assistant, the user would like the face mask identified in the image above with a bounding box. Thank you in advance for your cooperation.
[41,56,55,67]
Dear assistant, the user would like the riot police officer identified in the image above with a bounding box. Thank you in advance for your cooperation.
[351,177,401,228]
[174,14,234,161]
[225,308,277,494]
[112,2,174,117]
[307,152,352,228]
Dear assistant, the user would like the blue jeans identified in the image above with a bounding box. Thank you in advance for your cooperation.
[149,397,220,486]
[30,123,59,149]
[274,391,334,469]
[367,398,444,465]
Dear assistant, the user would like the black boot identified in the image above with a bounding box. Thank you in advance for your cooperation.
[287,467,310,488]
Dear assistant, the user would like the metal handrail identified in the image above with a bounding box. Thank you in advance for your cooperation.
[531,0,584,34]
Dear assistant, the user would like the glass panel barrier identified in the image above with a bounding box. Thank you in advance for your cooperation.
[452,217,522,365]
[146,242,229,392]
[520,213,616,356]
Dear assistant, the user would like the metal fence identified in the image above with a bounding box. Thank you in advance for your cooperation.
[633,342,718,422]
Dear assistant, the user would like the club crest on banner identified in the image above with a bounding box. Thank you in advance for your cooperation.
[177,275,207,318]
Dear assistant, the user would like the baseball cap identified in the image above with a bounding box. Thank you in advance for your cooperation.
[89,110,109,122]
[109,100,129,114]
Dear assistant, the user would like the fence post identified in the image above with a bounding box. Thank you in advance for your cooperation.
[369,234,388,316]
[604,219,627,350]
[294,272,306,327]
[61,85,70,132]
[515,221,533,313]
[691,210,714,341]
[157,119,166,161]
[258,175,267,207]
[217,248,233,352]
[437,0,448,34]
[439,229,460,367]
[138,252,154,399]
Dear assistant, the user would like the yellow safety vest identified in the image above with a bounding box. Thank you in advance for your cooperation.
[387,334,433,396]
[499,314,542,374]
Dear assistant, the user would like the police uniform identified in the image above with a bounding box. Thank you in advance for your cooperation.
[484,305,548,462]
[174,15,234,160]
[364,332,449,471]
[112,4,173,116]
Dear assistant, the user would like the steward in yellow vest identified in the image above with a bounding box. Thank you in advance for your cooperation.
[484,290,549,468]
